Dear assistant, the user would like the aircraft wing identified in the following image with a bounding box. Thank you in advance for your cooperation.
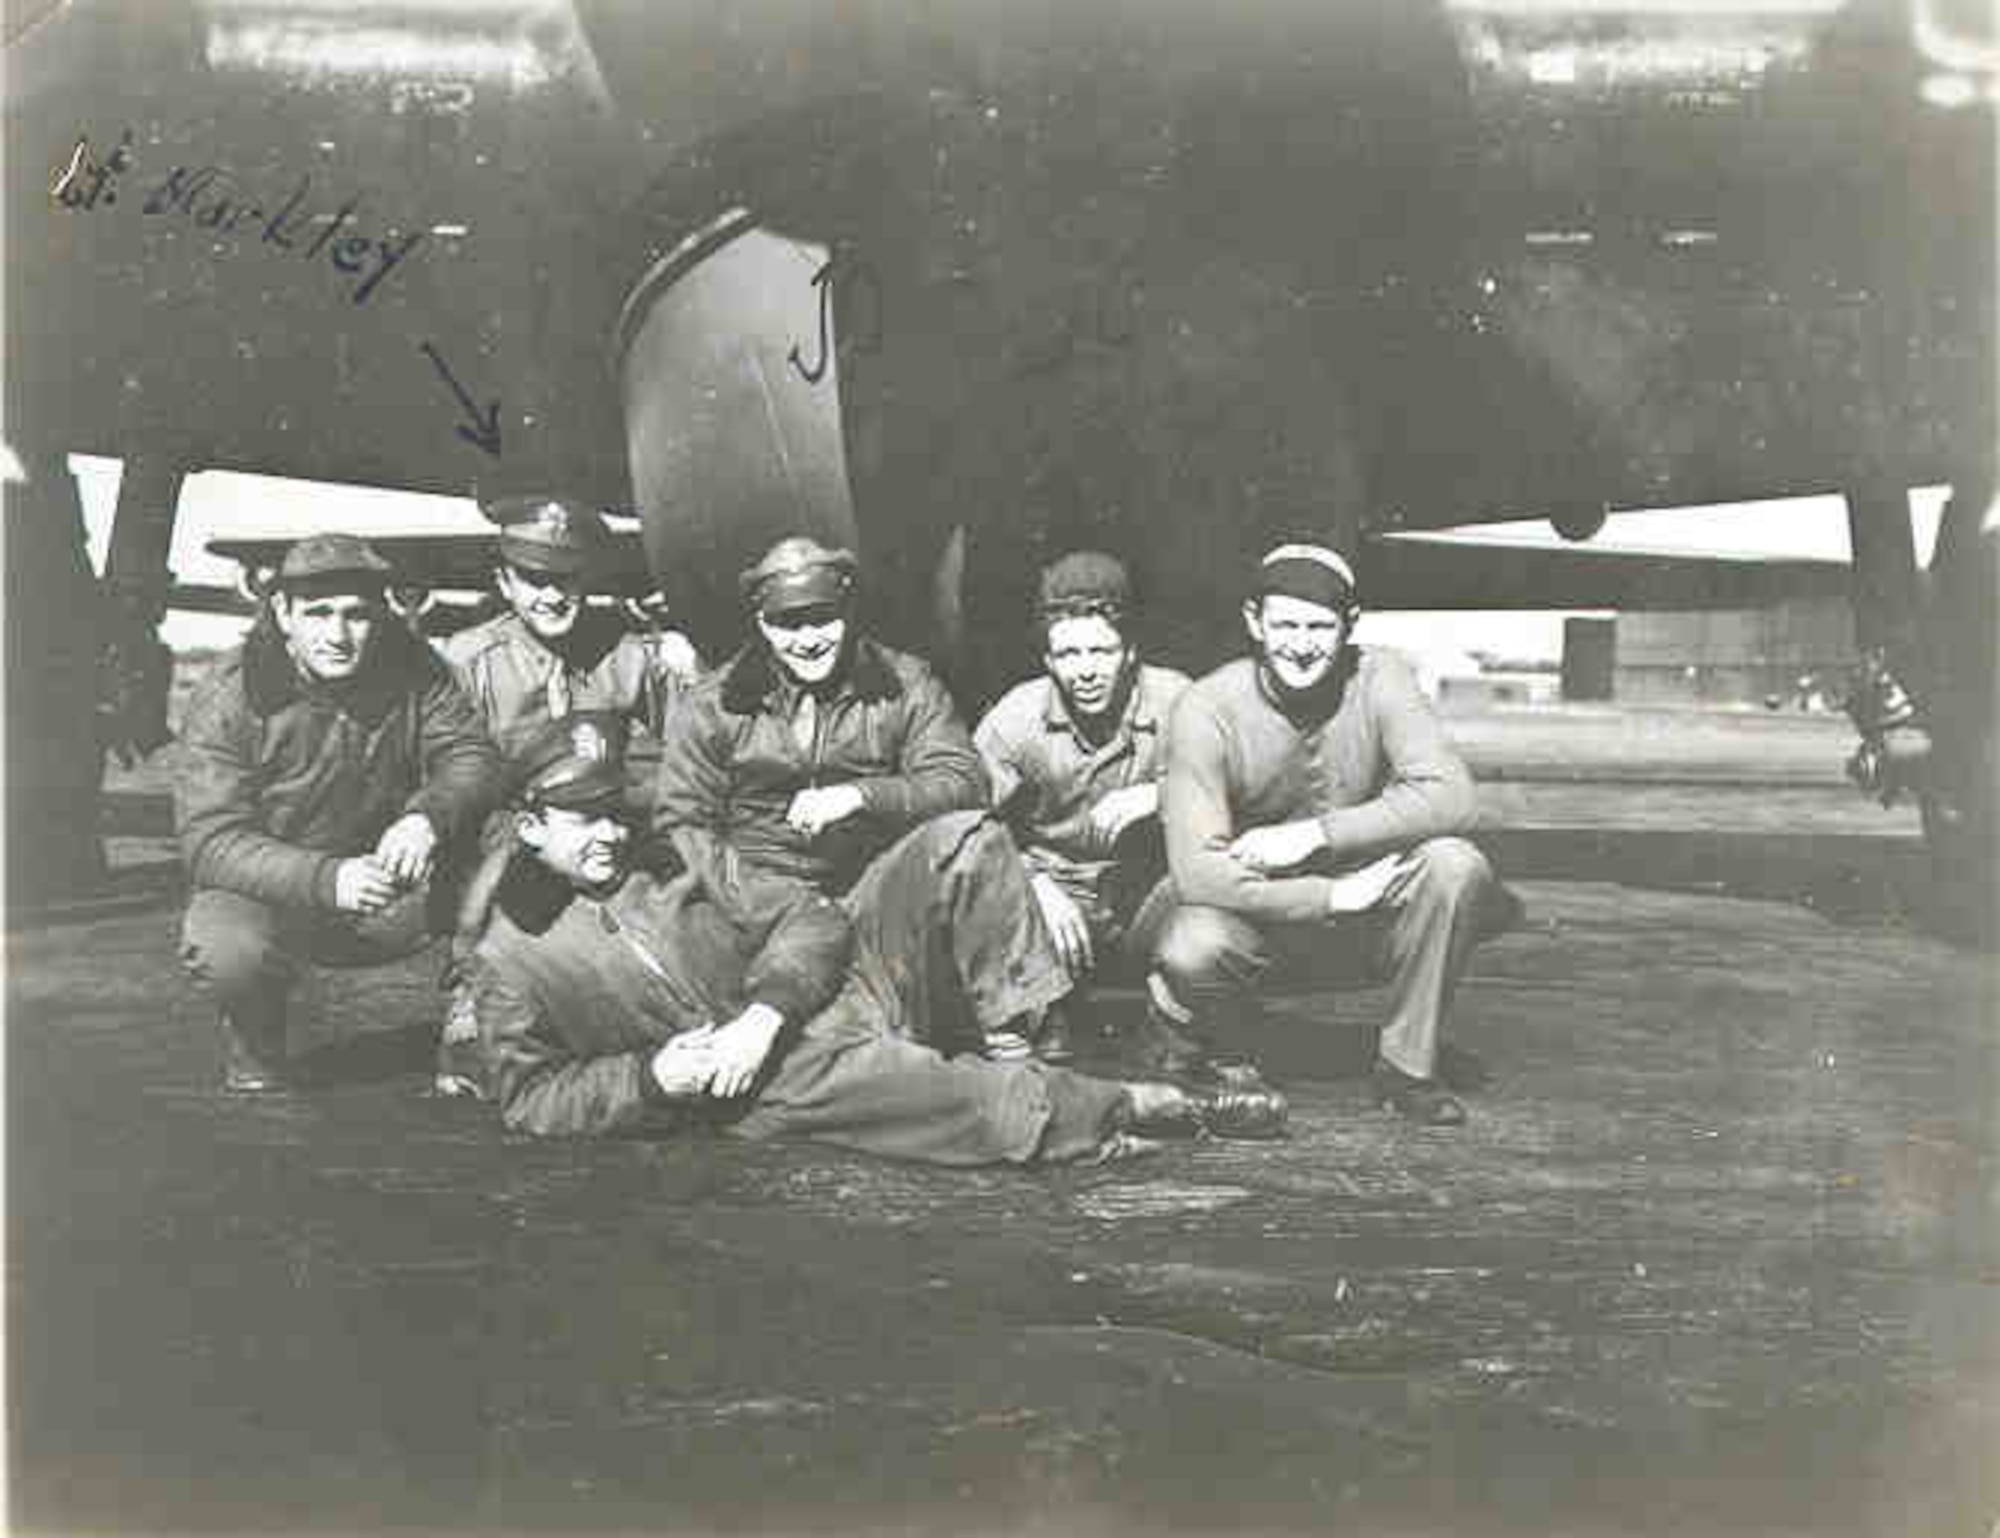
[203,529,657,597]
[1361,533,1850,612]
[188,525,1848,621]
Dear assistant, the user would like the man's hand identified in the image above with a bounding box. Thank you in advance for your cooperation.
[1088,782,1159,845]
[702,1004,785,1099]
[642,627,702,685]
[650,1027,717,1098]
[333,855,400,915]
[785,784,866,839]
[1031,872,1094,977]
[1226,818,1328,875]
[374,812,438,888]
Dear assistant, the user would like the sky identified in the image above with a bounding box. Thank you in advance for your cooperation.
[69,455,1953,662]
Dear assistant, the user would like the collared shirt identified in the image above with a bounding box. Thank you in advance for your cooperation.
[442,610,699,762]
[974,663,1190,909]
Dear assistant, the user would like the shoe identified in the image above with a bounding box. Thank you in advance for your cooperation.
[980,1028,1033,1062]
[1030,1001,1077,1065]
[1125,1006,1273,1093]
[216,1010,291,1095]
[1483,883,1528,939]
[1435,1042,1493,1094]
[1372,1060,1465,1127]
[1128,1082,1290,1141]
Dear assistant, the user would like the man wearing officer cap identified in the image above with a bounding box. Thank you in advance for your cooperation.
[653,535,1137,1066]
[1145,536,1519,1125]
[458,713,1286,1155]
[445,494,699,773]
[974,552,1192,1062]
[176,533,502,1092]
[437,495,700,1088]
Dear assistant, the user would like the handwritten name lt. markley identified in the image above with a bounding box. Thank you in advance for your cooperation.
[54,130,424,307]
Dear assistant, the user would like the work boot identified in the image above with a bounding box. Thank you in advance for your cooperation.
[1125,1004,1271,1093]
[1126,1080,1290,1141]
[1372,1059,1465,1127]
[216,1009,291,1095]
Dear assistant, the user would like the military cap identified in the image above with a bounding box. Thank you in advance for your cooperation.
[511,711,629,813]
[1037,550,1132,623]
[738,535,859,616]
[484,494,607,577]
[1253,540,1359,611]
[274,532,393,594]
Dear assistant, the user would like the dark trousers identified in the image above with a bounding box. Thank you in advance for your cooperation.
[839,810,1073,1055]
[736,1004,1130,1166]
[180,887,439,1063]
[724,810,1128,1165]
[1144,836,1503,1079]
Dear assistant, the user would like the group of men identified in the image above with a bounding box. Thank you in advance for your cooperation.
[175,496,1517,1173]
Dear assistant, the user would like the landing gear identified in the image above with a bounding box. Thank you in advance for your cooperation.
[1843,482,1997,948]
[2,449,183,914]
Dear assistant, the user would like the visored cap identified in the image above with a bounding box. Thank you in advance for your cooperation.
[511,712,629,812]
[485,495,608,577]
[738,535,858,616]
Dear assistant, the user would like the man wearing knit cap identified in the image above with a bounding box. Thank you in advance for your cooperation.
[1145,537,1517,1125]
[653,535,1094,1064]
[462,716,1286,1155]
[176,533,503,1092]
[975,552,1191,1062]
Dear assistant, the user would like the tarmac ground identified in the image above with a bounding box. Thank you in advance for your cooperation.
[9,705,1996,1536]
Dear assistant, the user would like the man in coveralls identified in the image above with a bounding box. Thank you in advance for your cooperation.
[463,714,1287,1157]
[176,534,502,1092]
[974,552,1191,1064]
[653,535,1144,1064]
[1145,539,1518,1125]
[436,493,700,1088]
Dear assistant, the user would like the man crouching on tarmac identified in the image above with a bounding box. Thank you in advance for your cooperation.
[456,714,1288,1162]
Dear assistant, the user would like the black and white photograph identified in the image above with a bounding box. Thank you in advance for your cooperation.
[5,0,1996,1532]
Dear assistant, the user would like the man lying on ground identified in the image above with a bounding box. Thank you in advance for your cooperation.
[459,716,1287,1162]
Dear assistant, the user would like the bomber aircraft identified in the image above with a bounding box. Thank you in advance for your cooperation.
[4,0,1995,925]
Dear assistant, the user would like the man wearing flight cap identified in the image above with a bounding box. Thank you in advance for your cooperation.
[1145,537,1518,1125]
[974,552,1192,1061]
[652,535,1092,1062]
[176,533,503,1092]
[460,714,1285,1156]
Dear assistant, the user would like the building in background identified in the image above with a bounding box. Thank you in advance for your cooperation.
[1612,597,1855,709]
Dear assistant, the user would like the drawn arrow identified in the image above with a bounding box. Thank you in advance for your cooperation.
[419,341,503,458]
